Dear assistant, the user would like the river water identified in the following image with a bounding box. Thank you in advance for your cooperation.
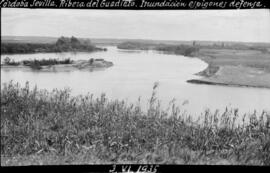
[1,46,270,117]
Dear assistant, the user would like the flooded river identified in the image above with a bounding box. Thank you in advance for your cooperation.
[1,46,270,116]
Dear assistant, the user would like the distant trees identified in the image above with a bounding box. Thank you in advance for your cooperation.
[89,58,94,65]
[22,58,73,67]
[155,44,200,57]
[71,36,80,46]
[56,36,70,47]
[117,42,151,50]
[54,36,99,52]
[55,36,71,51]
[1,36,105,54]
[3,57,11,64]
[3,57,20,66]
[82,39,92,46]
[1,43,55,54]
[221,42,225,48]
[117,41,200,56]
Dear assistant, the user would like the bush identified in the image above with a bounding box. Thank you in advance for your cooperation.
[22,59,72,67]
[29,60,42,70]
[155,45,199,57]
[3,57,11,64]
[89,58,94,64]
[3,57,20,66]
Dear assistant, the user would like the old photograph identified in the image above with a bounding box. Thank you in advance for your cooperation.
[1,8,270,166]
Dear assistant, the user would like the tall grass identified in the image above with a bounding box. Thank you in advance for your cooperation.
[1,81,269,165]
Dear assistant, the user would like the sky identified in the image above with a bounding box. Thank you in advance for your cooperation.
[2,9,270,42]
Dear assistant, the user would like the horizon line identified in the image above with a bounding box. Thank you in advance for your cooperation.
[2,35,270,44]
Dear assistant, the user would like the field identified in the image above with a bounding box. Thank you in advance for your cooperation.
[188,48,270,88]
[1,82,270,165]
[198,49,270,70]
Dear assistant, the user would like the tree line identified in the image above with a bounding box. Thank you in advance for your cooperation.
[1,36,106,54]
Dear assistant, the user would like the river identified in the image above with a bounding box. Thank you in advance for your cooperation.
[1,46,270,117]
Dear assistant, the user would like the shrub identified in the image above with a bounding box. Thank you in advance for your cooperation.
[3,57,11,64]
[89,58,94,64]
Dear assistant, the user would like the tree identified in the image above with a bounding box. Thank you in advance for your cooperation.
[4,57,11,65]
[71,36,81,48]
[89,58,94,64]
[56,36,70,46]
[71,36,80,44]
[83,39,92,46]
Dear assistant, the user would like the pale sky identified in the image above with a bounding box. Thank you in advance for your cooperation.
[2,8,270,42]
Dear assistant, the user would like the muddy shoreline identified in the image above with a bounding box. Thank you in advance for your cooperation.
[187,78,270,89]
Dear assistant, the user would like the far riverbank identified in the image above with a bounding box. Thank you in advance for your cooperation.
[187,48,270,89]
[117,41,270,89]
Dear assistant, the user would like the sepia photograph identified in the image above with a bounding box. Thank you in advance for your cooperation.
[1,8,270,166]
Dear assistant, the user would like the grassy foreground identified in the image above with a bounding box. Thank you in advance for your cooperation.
[1,82,270,165]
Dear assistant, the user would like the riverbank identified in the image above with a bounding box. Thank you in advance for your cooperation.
[187,65,270,89]
[1,59,113,72]
[1,82,270,165]
[116,42,270,88]
[187,48,270,89]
